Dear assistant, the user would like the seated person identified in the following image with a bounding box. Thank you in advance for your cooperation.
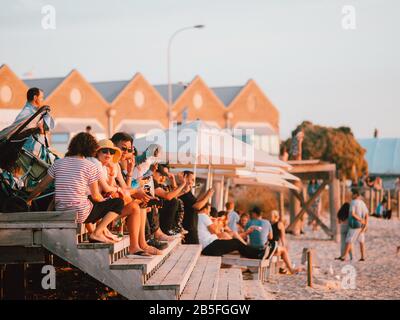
[268,210,302,274]
[197,203,267,259]
[375,198,392,220]
[226,201,240,232]
[237,213,251,242]
[153,164,187,236]
[246,206,273,249]
[26,133,128,246]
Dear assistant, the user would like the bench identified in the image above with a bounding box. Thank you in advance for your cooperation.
[221,242,278,283]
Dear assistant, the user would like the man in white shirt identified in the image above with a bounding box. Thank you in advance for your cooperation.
[339,189,369,261]
[197,203,268,259]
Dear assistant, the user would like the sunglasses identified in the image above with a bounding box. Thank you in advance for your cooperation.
[100,148,116,155]
[120,146,133,153]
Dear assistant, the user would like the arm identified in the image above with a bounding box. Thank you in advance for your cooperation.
[88,181,104,202]
[193,188,214,210]
[155,183,186,201]
[26,174,54,204]
[207,223,219,235]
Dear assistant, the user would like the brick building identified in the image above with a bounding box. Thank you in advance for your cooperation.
[0,64,280,155]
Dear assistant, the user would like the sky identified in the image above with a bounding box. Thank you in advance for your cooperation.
[1,0,399,139]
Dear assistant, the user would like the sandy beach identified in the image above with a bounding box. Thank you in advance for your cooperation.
[262,216,400,300]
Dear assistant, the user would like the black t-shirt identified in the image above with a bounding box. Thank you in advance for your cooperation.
[179,191,199,244]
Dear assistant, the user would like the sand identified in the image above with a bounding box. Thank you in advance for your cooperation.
[262,216,400,300]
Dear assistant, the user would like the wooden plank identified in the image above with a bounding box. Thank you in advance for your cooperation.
[144,245,201,293]
[0,222,76,229]
[110,237,181,274]
[0,211,76,222]
[243,280,268,300]
[221,254,261,268]
[181,256,221,300]
[0,229,33,246]
[216,268,244,300]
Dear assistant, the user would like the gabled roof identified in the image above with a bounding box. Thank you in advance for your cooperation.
[358,138,400,176]
[23,77,65,96]
[91,80,130,103]
[153,84,186,103]
[212,86,244,106]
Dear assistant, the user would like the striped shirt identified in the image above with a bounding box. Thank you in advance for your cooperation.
[48,157,100,223]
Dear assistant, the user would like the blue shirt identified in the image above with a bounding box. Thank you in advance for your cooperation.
[227,210,240,232]
[246,219,272,248]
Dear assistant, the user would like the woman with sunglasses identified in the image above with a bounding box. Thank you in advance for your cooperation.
[27,133,124,245]
[89,139,160,257]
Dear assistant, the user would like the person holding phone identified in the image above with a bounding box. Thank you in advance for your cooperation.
[178,171,215,245]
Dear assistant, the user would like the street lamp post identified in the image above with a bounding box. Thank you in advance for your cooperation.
[167,25,204,127]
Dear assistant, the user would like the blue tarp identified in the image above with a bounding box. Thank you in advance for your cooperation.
[358,138,400,176]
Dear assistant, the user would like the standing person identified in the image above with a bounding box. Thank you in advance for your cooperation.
[226,201,240,233]
[307,179,322,231]
[197,203,267,259]
[178,171,214,244]
[339,189,369,261]
[290,128,304,161]
[335,202,353,260]
[246,206,273,249]
[268,210,302,274]
[2,87,51,160]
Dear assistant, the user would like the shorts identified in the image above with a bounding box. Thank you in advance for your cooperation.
[345,228,365,244]
[84,198,124,224]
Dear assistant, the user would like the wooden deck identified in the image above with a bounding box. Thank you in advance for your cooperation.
[0,211,273,300]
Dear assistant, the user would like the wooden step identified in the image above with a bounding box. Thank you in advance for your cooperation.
[216,268,244,300]
[180,256,221,300]
[110,237,181,277]
[143,244,202,298]
[77,235,130,254]
[243,280,269,300]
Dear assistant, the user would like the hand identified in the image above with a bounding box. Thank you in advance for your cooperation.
[126,158,134,175]
[247,226,256,234]
[133,188,152,202]
[26,199,32,207]
[207,188,215,196]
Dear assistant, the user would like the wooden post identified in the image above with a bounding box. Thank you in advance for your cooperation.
[329,176,340,242]
[370,189,375,214]
[398,191,400,219]
[278,192,285,224]
[387,190,391,210]
[340,180,346,206]
[307,250,313,287]
[289,181,302,235]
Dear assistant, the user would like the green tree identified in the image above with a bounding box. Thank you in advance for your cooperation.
[284,121,368,180]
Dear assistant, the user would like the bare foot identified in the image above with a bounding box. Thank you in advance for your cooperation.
[104,228,121,242]
[90,232,114,244]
